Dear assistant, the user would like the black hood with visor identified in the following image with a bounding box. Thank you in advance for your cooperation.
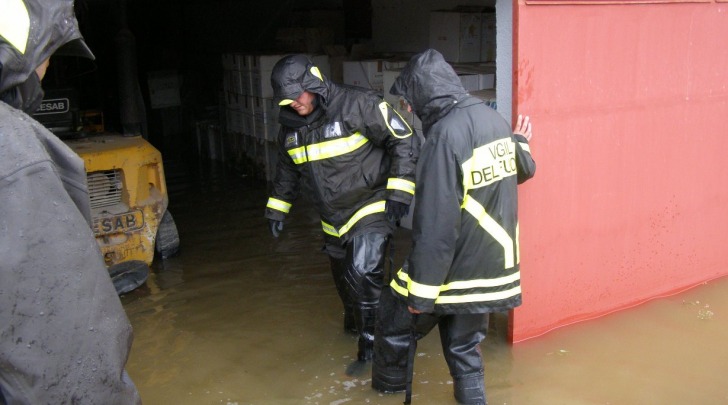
[0,0,94,112]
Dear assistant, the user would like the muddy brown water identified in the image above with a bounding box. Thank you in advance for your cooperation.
[122,162,728,404]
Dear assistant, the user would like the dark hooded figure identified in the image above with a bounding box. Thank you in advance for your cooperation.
[265,54,420,365]
[372,49,536,404]
[0,1,141,403]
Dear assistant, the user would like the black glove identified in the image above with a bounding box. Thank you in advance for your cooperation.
[385,200,410,222]
[269,219,284,238]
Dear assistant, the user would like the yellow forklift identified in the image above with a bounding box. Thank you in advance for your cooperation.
[32,11,179,295]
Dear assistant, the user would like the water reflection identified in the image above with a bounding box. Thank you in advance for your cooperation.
[122,161,728,405]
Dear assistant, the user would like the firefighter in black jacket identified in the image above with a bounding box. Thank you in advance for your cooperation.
[372,49,536,404]
[265,54,420,362]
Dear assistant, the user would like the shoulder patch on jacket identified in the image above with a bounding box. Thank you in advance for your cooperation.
[284,131,300,148]
[378,102,413,139]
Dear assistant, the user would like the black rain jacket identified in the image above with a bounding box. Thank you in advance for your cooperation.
[388,49,536,314]
[0,1,140,403]
[265,55,419,243]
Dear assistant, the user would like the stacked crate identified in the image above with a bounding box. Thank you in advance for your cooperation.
[222,52,330,182]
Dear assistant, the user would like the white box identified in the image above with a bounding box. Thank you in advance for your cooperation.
[453,63,496,90]
[458,73,480,92]
[222,53,245,71]
[243,112,255,137]
[251,71,272,98]
[256,54,288,73]
[430,11,482,63]
[310,54,332,79]
[242,54,257,71]
[225,91,242,110]
[226,108,244,134]
[253,97,279,120]
[481,13,496,62]
[343,60,385,92]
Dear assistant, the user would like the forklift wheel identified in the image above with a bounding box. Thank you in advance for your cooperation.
[155,210,180,259]
[110,260,149,295]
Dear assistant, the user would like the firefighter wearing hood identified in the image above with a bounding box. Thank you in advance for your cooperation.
[372,49,536,404]
[0,1,140,403]
[265,54,420,363]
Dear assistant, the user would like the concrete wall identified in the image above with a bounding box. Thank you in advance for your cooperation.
[512,1,728,342]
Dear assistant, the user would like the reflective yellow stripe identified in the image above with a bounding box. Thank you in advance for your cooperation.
[461,195,514,269]
[435,286,522,304]
[393,269,522,303]
[321,200,386,237]
[387,178,415,195]
[310,66,323,81]
[390,277,409,296]
[393,269,438,299]
[288,133,369,165]
[0,0,30,54]
[322,222,339,237]
[307,133,368,161]
[266,197,292,214]
[461,137,517,192]
[378,102,413,139]
[287,146,308,164]
[519,142,531,154]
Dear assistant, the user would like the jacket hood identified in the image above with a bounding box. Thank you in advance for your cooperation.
[270,54,330,107]
[390,49,467,131]
[0,0,94,110]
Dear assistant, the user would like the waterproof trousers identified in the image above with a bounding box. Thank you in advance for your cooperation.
[373,286,489,405]
[328,232,388,361]
[328,254,356,333]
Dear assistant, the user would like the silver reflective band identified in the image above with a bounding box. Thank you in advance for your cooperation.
[266,197,292,214]
[387,178,416,195]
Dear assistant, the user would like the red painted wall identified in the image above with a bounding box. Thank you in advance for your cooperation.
[511,1,728,342]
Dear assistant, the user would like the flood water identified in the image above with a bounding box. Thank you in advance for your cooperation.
[121,161,728,405]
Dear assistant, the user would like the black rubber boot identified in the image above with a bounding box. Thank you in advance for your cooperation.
[355,305,377,362]
[372,287,415,393]
[329,256,357,334]
[372,364,407,393]
[453,372,486,405]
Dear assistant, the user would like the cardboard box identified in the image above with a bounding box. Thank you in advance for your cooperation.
[343,60,384,92]
[481,13,496,62]
[429,11,482,63]
[222,53,245,71]
[458,73,480,92]
[453,64,496,90]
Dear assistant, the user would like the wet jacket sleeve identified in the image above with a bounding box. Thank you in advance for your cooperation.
[513,133,536,184]
[406,136,462,313]
[264,128,301,221]
[0,113,140,404]
[361,98,419,205]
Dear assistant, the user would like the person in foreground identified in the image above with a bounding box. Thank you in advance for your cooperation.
[371,49,536,404]
[265,54,419,364]
[0,1,141,403]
